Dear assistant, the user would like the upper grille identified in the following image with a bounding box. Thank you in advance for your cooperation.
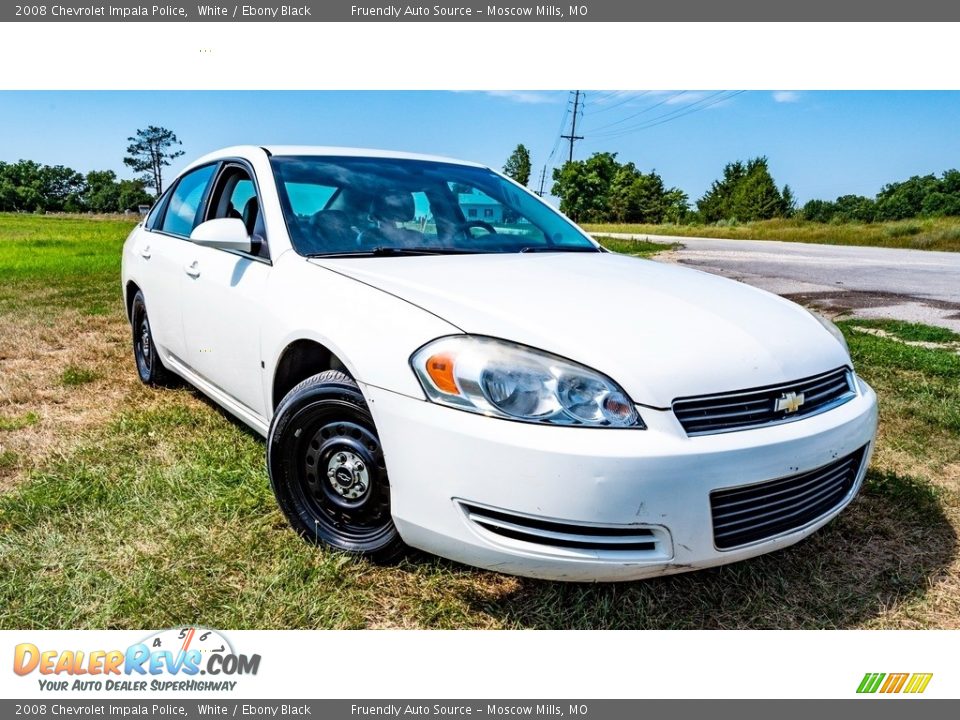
[710,446,867,550]
[673,367,856,436]
[460,501,668,556]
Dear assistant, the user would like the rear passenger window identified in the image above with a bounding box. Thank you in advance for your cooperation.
[161,165,216,237]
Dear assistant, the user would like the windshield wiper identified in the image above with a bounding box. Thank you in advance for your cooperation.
[519,246,600,253]
[307,246,486,258]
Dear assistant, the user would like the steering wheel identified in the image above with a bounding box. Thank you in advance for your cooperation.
[459,220,498,236]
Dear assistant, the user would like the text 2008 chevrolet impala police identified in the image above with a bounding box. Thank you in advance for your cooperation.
[121,146,877,581]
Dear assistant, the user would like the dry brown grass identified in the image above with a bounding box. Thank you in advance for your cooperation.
[0,307,136,490]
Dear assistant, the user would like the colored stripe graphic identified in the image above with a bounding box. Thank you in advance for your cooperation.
[857,672,932,694]
[880,673,908,693]
[857,673,885,693]
[904,674,934,694]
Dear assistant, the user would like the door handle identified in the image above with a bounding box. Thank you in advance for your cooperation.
[139,245,151,259]
[184,261,200,278]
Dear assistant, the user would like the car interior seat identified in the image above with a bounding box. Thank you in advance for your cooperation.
[366,191,422,247]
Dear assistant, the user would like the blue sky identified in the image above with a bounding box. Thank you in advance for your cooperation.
[1,90,958,204]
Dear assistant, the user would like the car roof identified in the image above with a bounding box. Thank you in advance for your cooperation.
[185,145,489,172]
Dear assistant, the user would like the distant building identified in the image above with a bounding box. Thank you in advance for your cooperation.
[458,192,503,223]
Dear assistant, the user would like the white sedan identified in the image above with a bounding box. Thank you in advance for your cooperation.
[121,145,878,581]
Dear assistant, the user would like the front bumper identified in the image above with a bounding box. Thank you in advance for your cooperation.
[362,377,878,582]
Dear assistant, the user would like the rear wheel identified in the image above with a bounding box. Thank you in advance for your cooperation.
[267,370,404,562]
[130,290,172,386]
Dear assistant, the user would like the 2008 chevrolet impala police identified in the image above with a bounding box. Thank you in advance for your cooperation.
[120,146,877,581]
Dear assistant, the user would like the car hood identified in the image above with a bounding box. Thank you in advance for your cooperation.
[311,252,850,408]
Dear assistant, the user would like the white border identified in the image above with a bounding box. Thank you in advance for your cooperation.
[1,630,953,699]
[0,22,958,90]
[1,18,958,702]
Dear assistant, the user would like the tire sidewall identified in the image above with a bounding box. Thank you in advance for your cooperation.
[131,291,158,384]
[268,376,402,558]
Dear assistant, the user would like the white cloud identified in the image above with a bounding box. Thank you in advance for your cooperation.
[772,90,801,103]
[481,91,559,104]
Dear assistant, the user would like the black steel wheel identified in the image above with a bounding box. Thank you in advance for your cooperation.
[267,370,404,561]
[130,290,172,386]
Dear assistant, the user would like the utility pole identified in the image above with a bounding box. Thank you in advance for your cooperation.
[536,165,547,197]
[561,90,584,163]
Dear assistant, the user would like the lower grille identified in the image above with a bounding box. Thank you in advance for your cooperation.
[460,502,665,554]
[710,446,867,550]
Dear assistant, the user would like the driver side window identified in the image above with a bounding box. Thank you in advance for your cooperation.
[207,165,268,259]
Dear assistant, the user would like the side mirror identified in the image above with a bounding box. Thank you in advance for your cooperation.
[190,218,252,253]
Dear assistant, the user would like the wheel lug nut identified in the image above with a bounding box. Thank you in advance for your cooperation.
[337,453,346,463]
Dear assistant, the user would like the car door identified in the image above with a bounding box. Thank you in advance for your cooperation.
[137,163,217,364]
[180,162,271,418]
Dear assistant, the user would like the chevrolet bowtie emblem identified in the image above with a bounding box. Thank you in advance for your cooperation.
[775,391,806,413]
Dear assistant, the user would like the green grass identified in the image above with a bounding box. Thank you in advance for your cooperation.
[594,235,679,257]
[845,318,960,345]
[0,213,958,629]
[60,365,100,387]
[583,216,960,252]
[0,411,39,431]
[0,213,138,316]
[0,451,18,472]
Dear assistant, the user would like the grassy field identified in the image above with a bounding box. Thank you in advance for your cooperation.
[594,235,679,257]
[1,213,959,629]
[584,217,960,252]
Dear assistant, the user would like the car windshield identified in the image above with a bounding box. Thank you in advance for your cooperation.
[270,155,600,256]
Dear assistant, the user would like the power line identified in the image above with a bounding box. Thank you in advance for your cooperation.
[585,90,620,106]
[536,165,548,197]
[590,90,727,138]
[560,90,585,163]
[592,90,746,140]
[546,103,571,163]
[586,90,650,116]
[587,90,688,133]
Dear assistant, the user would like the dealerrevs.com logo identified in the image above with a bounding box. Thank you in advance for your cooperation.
[13,627,261,693]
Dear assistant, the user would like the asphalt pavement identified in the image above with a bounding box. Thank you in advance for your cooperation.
[599,233,960,333]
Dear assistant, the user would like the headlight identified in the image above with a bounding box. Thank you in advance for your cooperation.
[808,310,850,357]
[411,336,644,428]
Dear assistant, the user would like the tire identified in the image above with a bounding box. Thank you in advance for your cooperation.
[130,290,173,386]
[267,370,405,562]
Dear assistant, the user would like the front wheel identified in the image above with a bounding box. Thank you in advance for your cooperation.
[267,370,405,562]
[130,290,172,386]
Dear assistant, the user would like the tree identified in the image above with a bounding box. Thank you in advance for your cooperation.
[551,152,686,224]
[876,174,941,221]
[551,152,620,222]
[608,163,668,223]
[116,179,154,212]
[833,195,876,223]
[697,157,788,222]
[83,170,153,213]
[0,160,85,212]
[697,160,746,222]
[781,185,797,218]
[83,170,121,213]
[503,144,532,187]
[124,126,185,196]
[662,188,690,224]
[801,199,836,223]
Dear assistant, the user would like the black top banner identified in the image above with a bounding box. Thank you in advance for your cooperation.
[4,0,959,22]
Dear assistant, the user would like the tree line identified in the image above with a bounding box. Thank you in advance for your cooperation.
[801,170,960,223]
[0,160,153,213]
[502,144,960,225]
[0,126,184,214]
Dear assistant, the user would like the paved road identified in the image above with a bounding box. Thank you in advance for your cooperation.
[598,233,960,333]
